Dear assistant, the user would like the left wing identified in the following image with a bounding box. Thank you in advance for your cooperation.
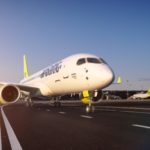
[0,82,40,104]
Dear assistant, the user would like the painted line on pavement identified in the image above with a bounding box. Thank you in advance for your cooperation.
[1,106,22,150]
[46,109,51,112]
[80,115,93,119]
[59,112,66,114]
[96,108,116,112]
[132,124,150,129]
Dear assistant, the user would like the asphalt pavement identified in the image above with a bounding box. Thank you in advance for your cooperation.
[1,102,150,150]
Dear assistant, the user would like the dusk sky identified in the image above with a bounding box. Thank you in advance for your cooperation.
[0,0,150,90]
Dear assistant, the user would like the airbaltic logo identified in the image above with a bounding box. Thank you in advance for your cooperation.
[40,62,62,78]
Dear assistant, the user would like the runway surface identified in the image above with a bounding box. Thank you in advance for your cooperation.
[1,102,150,150]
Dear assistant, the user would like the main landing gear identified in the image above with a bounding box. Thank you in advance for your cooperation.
[54,101,61,107]
[25,97,34,107]
[49,97,62,107]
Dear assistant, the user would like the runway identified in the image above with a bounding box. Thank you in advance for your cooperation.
[1,102,150,150]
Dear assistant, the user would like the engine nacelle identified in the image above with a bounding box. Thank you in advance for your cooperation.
[0,85,21,104]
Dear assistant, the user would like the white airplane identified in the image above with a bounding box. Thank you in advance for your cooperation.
[0,53,114,112]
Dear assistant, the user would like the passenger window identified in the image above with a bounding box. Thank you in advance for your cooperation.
[87,58,101,64]
[77,58,86,65]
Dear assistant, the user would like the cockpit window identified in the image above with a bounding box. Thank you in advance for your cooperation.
[99,58,107,64]
[77,58,86,65]
[87,58,101,64]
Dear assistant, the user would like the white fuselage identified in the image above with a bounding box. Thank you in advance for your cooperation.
[20,53,114,97]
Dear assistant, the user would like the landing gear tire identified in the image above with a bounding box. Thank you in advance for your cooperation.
[25,99,34,108]
[86,105,95,113]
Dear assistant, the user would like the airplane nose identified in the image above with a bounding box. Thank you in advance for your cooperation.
[104,68,115,85]
[97,66,115,88]
[88,65,115,90]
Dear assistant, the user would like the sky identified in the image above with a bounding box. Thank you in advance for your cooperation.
[0,0,150,90]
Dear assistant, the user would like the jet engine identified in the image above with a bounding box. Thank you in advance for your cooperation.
[0,85,21,104]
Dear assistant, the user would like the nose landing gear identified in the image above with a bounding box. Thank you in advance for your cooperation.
[85,103,95,113]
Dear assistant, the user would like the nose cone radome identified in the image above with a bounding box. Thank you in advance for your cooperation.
[92,66,115,89]
[103,67,115,87]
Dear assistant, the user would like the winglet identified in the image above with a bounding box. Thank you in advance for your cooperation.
[23,54,29,78]
[117,76,122,84]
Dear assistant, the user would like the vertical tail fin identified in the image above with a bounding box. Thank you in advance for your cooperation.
[23,54,29,78]
[117,76,123,84]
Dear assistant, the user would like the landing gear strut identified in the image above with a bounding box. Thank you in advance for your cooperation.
[25,97,34,107]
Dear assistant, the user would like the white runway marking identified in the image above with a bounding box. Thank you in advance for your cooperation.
[132,124,150,129]
[0,128,2,150]
[80,115,93,119]
[1,107,23,150]
[96,108,116,112]
[46,109,51,112]
[59,112,66,114]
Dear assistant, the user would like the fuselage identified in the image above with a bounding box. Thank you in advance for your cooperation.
[20,53,114,97]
